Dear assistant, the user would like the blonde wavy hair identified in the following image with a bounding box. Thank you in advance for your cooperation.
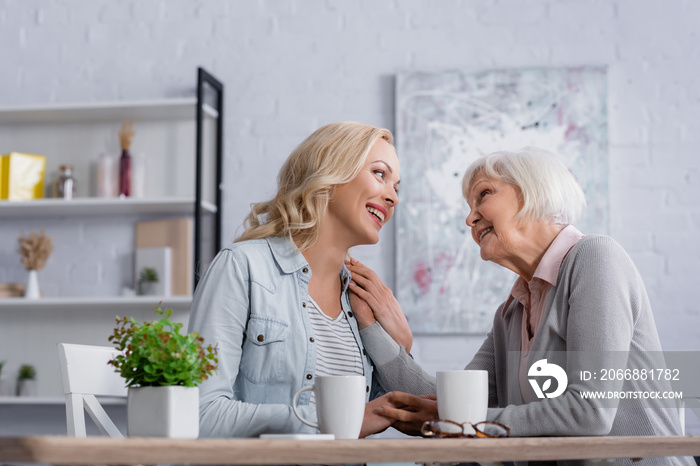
[235,122,394,251]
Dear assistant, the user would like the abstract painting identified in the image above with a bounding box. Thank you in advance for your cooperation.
[395,67,608,333]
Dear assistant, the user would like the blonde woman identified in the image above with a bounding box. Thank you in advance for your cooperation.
[188,122,412,438]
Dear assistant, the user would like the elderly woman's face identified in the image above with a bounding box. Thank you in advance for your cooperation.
[465,175,527,266]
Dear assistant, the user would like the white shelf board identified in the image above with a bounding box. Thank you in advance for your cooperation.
[0,295,192,313]
[202,102,219,119]
[0,396,125,406]
[0,98,218,124]
[200,199,218,213]
[0,197,217,217]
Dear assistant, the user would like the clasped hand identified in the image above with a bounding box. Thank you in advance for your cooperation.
[345,257,413,352]
[363,392,438,437]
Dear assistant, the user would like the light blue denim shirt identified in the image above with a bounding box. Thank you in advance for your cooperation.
[187,236,382,437]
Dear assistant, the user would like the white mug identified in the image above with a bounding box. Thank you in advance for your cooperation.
[292,375,365,439]
[436,370,488,429]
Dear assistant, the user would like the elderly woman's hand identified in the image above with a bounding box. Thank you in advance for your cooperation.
[375,392,438,437]
[346,257,413,353]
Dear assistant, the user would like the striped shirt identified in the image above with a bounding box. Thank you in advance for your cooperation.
[306,298,364,405]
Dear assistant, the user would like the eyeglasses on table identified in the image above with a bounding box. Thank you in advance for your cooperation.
[421,419,511,439]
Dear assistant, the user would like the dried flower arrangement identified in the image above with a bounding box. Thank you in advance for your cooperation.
[118,120,135,151]
[17,230,53,271]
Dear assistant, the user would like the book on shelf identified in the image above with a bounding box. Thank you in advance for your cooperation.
[134,247,172,296]
[135,218,193,296]
[0,152,46,200]
[0,283,25,298]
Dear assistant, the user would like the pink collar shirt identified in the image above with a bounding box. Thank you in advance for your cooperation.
[506,224,584,402]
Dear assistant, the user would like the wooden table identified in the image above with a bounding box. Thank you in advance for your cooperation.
[1,436,699,465]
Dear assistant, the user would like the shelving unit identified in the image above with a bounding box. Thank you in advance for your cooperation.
[0,68,224,401]
[0,396,127,436]
[0,98,219,124]
[0,396,125,406]
[0,197,217,217]
[0,67,223,296]
[0,295,192,313]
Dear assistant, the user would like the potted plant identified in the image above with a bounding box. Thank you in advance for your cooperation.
[108,304,218,438]
[138,267,159,296]
[16,364,37,396]
[0,360,10,396]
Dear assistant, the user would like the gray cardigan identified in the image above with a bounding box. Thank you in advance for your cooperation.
[361,235,693,466]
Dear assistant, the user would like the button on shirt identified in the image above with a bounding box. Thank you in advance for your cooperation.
[503,225,584,402]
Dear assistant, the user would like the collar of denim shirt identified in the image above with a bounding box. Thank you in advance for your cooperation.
[265,236,352,293]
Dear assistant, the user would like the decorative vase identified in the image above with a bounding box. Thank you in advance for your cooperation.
[16,379,37,397]
[130,152,147,198]
[119,149,131,197]
[24,270,40,299]
[97,153,118,197]
[127,386,199,438]
[139,281,158,296]
[0,378,13,396]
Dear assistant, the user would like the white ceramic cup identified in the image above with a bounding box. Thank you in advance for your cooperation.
[436,370,488,429]
[292,375,366,439]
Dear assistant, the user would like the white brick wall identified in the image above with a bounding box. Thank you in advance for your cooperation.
[1,0,699,433]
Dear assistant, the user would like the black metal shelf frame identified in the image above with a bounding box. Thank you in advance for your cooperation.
[195,67,224,288]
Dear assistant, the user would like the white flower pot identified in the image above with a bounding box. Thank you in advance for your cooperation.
[24,270,40,299]
[127,386,199,438]
[0,379,12,396]
[16,379,37,397]
[139,281,158,296]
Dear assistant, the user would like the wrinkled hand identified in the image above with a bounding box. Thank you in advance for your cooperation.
[360,392,401,438]
[346,257,413,352]
[375,392,438,437]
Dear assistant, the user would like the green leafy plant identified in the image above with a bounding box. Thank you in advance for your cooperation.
[138,267,159,283]
[108,304,218,387]
[18,364,36,381]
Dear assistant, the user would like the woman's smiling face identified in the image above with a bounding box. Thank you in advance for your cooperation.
[464,174,528,267]
[326,138,400,247]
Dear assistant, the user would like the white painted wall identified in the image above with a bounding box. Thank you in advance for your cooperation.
[0,0,698,434]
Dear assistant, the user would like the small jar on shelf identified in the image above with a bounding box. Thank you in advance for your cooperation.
[52,164,76,200]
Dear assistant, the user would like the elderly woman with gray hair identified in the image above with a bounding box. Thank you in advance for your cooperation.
[347,147,691,465]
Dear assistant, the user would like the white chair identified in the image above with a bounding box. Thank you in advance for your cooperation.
[664,352,700,436]
[57,343,127,437]
[679,390,700,435]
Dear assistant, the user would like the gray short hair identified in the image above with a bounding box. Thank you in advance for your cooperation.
[462,147,587,225]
